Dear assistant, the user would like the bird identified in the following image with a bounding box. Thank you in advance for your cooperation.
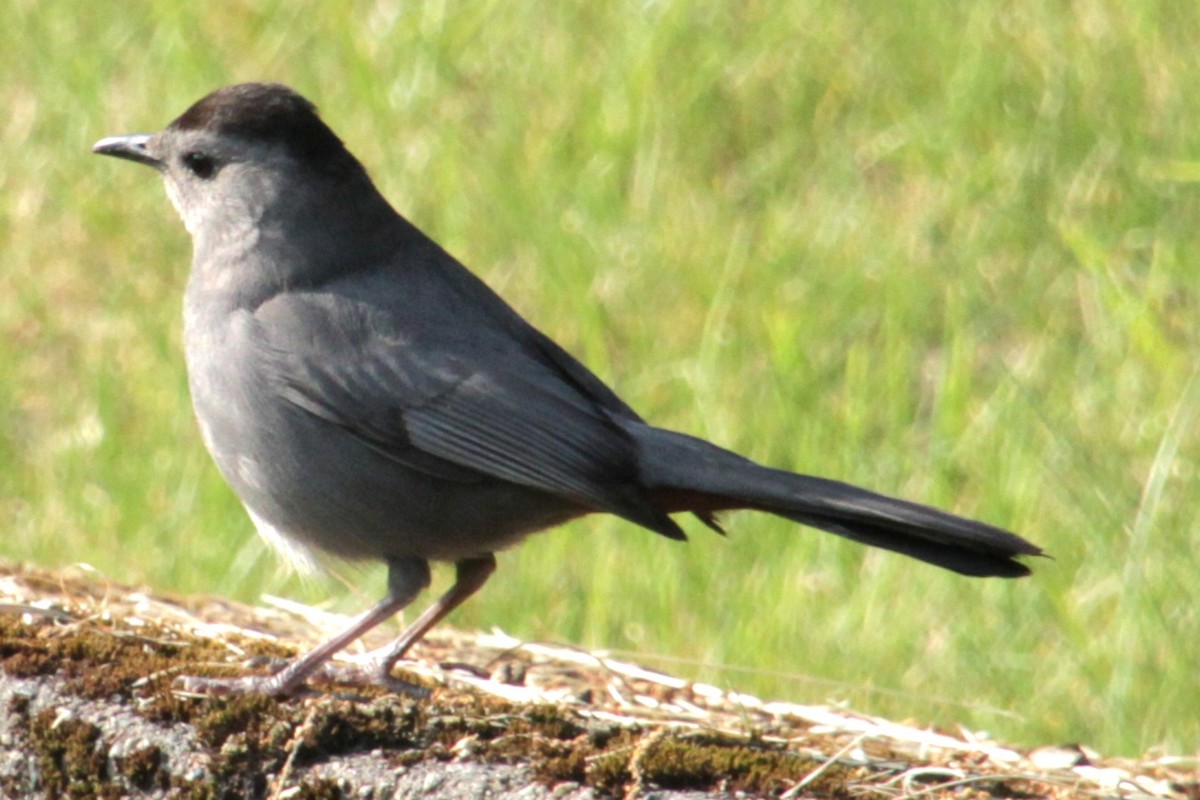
[93,82,1041,697]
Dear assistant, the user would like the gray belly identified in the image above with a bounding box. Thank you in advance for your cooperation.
[192,380,584,565]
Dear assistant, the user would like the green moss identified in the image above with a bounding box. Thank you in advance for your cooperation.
[0,617,60,678]
[299,697,423,756]
[192,694,283,749]
[622,735,844,796]
[118,744,165,792]
[0,614,290,705]
[27,708,119,800]
[0,611,874,797]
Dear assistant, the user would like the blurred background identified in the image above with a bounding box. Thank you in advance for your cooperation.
[3,1,1198,756]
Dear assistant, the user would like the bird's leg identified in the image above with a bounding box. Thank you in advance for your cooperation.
[365,554,497,682]
[175,557,431,697]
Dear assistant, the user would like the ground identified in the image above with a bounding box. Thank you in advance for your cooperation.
[0,564,1192,799]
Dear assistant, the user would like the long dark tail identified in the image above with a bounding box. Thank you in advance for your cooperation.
[630,423,1042,578]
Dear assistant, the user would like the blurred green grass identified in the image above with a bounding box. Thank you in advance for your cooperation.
[3,0,1199,756]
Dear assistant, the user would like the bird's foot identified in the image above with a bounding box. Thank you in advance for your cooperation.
[311,658,431,698]
[174,672,305,698]
[174,655,429,699]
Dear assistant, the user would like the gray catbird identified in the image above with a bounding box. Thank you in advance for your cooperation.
[93,83,1041,697]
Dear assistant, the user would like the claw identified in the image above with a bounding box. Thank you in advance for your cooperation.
[173,658,430,699]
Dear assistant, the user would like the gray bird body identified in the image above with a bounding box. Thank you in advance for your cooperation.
[94,83,1041,696]
[182,203,673,566]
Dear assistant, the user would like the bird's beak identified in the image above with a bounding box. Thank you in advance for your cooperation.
[92,134,163,169]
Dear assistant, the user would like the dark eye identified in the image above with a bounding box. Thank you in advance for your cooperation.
[182,151,217,179]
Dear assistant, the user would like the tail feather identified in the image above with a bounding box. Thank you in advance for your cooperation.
[631,423,1042,578]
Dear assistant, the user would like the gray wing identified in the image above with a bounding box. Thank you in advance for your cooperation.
[252,288,686,540]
